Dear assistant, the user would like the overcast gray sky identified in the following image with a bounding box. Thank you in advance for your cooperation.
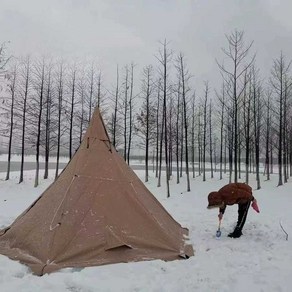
[1,0,292,92]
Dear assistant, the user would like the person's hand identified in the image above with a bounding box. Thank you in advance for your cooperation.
[218,213,223,220]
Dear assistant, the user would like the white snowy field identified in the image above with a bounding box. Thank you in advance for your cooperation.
[0,154,70,163]
[0,168,291,292]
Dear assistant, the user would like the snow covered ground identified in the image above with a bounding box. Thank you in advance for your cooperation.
[0,167,291,292]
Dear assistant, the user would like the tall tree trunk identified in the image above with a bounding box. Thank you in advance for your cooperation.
[168,96,173,177]
[123,66,129,161]
[253,82,261,190]
[265,95,271,180]
[228,109,234,184]
[191,95,195,179]
[34,60,45,187]
[214,139,217,172]
[176,82,180,184]
[198,111,202,176]
[127,64,134,165]
[238,121,241,179]
[157,99,164,188]
[278,69,283,186]
[69,68,76,159]
[113,65,119,148]
[155,79,161,178]
[180,99,184,178]
[224,133,227,174]
[244,79,252,184]
[270,143,273,174]
[97,71,101,108]
[283,79,288,183]
[19,58,30,184]
[79,85,85,144]
[88,64,94,119]
[209,101,214,179]
[44,67,52,179]
[179,54,190,191]
[55,63,64,180]
[234,74,238,183]
[145,67,150,182]
[219,85,225,180]
[162,42,170,197]
[5,66,17,181]
[203,83,208,182]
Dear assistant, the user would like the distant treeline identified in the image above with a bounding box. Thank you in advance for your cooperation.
[0,31,292,195]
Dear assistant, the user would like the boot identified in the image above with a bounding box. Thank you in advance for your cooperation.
[228,227,242,238]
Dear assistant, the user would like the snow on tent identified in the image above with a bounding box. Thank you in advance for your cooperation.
[0,108,194,276]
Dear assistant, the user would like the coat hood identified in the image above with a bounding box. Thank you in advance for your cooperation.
[207,191,223,209]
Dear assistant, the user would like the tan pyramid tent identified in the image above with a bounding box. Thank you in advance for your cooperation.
[0,108,194,275]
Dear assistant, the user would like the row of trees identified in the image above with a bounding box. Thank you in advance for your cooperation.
[1,57,105,187]
[1,31,292,196]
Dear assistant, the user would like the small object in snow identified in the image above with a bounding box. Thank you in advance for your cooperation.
[279,220,288,241]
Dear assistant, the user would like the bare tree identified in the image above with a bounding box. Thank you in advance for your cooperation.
[216,82,226,180]
[270,52,291,186]
[283,75,292,183]
[88,63,95,119]
[197,105,202,176]
[156,40,172,197]
[68,62,78,159]
[155,78,161,178]
[209,100,214,179]
[0,42,12,179]
[5,64,18,180]
[44,61,54,179]
[176,53,191,191]
[78,71,86,145]
[33,58,46,187]
[137,65,154,182]
[168,91,174,177]
[112,65,119,148]
[242,71,252,184]
[55,61,65,180]
[202,82,209,182]
[191,92,196,179]
[252,68,262,190]
[19,56,31,184]
[127,63,135,165]
[175,79,181,184]
[217,30,255,182]
[227,106,234,183]
[97,70,102,108]
[122,65,129,161]
[264,90,272,180]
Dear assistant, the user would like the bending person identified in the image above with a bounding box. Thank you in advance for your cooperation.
[207,183,259,238]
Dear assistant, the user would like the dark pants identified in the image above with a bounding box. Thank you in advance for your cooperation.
[236,201,251,232]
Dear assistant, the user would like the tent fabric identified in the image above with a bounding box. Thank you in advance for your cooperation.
[0,108,194,275]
